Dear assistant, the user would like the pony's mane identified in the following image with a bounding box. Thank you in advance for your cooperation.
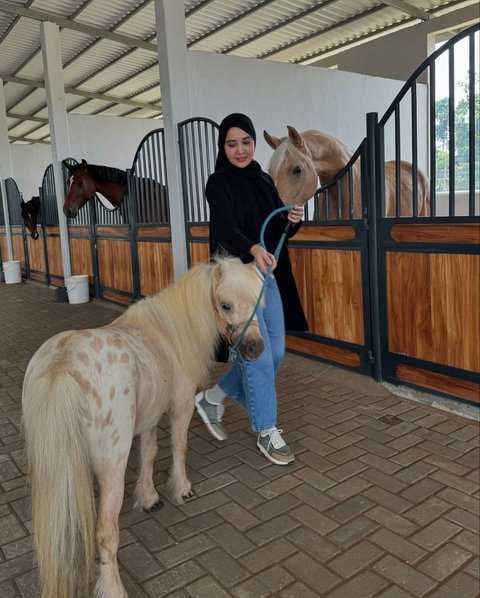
[123,257,262,387]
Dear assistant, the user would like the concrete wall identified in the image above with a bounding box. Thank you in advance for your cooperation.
[187,50,428,172]
[311,4,479,82]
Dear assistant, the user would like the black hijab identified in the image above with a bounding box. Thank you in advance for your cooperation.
[215,113,260,174]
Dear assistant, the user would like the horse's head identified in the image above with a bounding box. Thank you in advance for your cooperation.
[212,258,265,362]
[21,196,41,239]
[264,126,318,205]
[62,159,96,218]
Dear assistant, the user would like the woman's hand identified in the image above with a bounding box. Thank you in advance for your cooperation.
[288,204,304,224]
[250,244,276,275]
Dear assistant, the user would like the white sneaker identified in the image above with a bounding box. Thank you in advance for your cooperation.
[257,428,294,465]
[195,391,227,441]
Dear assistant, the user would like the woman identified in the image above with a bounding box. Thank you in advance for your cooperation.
[195,113,308,465]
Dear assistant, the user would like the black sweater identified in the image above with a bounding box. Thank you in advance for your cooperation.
[206,161,308,333]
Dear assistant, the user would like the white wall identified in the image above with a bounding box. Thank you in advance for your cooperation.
[10,143,52,200]
[67,114,163,169]
[9,114,163,199]
[187,50,428,171]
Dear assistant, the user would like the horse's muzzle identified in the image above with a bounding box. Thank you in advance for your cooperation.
[238,338,265,361]
[31,231,39,240]
[63,206,78,218]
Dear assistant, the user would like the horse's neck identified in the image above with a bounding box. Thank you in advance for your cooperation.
[94,180,126,206]
[305,132,354,180]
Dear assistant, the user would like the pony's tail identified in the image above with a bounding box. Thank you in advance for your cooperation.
[22,372,96,598]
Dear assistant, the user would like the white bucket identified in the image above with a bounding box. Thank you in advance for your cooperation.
[65,274,90,304]
[3,261,22,284]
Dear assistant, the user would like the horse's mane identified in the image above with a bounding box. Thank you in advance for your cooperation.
[122,256,261,387]
[71,163,127,186]
[268,142,314,181]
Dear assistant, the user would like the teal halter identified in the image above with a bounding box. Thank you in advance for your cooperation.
[228,205,293,362]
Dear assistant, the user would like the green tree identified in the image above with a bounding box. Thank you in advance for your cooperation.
[435,73,479,192]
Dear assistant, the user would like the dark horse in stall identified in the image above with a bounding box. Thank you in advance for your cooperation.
[21,196,41,239]
[62,159,169,223]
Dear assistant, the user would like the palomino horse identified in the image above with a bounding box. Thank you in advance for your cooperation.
[62,159,169,222]
[264,126,430,218]
[22,256,264,598]
[21,196,41,239]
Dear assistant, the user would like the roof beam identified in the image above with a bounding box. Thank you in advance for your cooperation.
[1,74,162,111]
[10,135,50,144]
[382,0,429,20]
[7,111,47,123]
[0,0,157,51]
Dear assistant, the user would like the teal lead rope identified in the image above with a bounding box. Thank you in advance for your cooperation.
[228,205,294,362]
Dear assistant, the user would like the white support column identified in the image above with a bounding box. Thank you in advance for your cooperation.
[155,0,191,279]
[40,21,72,279]
[0,79,14,261]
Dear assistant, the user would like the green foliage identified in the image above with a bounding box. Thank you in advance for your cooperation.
[435,73,480,192]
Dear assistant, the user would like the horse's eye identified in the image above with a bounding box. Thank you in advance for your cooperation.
[292,166,302,175]
[221,303,231,311]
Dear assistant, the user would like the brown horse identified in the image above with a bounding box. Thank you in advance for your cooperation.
[264,126,430,218]
[22,256,264,598]
[21,196,41,239]
[62,159,169,223]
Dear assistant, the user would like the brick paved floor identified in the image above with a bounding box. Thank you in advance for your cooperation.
[0,280,479,597]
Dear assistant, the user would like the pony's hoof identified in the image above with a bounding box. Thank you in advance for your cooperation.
[143,499,164,512]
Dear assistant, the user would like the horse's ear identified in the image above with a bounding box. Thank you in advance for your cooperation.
[287,126,305,149]
[81,159,88,169]
[263,130,281,149]
[21,199,26,207]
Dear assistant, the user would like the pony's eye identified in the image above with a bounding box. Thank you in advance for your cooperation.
[292,166,302,175]
[221,303,231,311]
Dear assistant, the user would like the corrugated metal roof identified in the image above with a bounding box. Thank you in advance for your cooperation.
[0,0,472,143]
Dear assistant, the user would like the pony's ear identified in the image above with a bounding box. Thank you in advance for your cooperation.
[263,130,281,149]
[287,126,305,149]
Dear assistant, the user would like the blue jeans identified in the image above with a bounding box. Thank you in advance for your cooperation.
[218,277,285,432]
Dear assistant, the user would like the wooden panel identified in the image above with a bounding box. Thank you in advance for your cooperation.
[293,225,356,242]
[97,239,133,293]
[391,223,480,244]
[70,238,93,279]
[12,235,25,264]
[97,226,129,239]
[397,364,480,404]
[387,252,480,372]
[189,225,209,238]
[189,242,210,266]
[26,236,46,273]
[290,247,365,345]
[102,290,132,305]
[137,226,170,239]
[46,236,63,279]
[0,234,8,261]
[68,226,90,237]
[287,335,360,367]
[138,241,173,296]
